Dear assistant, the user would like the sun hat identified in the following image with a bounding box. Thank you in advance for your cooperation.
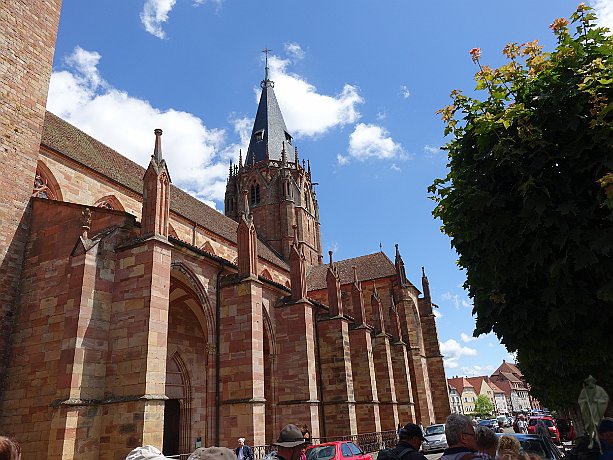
[188,447,238,460]
[273,424,307,448]
[125,445,170,460]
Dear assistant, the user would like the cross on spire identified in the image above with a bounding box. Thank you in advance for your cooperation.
[262,47,272,82]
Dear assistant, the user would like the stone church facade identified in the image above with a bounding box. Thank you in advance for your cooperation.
[0,2,450,459]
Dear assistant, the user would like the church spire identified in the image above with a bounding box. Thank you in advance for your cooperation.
[246,50,292,165]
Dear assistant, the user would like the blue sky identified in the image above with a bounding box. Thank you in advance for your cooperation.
[48,1,612,379]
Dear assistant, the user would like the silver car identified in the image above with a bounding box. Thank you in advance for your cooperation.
[422,424,447,453]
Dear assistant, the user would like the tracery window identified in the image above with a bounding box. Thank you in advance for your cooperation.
[250,183,261,205]
[32,172,56,200]
[96,201,114,210]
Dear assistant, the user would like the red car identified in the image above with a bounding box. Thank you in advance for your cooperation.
[306,441,373,460]
[527,416,561,444]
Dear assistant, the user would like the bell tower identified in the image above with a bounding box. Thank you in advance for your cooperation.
[225,51,323,267]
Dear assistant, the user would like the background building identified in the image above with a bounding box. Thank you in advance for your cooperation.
[0,2,450,458]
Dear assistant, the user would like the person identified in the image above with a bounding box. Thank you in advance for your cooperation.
[266,424,307,460]
[439,413,479,460]
[236,438,254,460]
[379,423,427,460]
[599,418,613,460]
[474,426,498,459]
[125,445,171,460]
[536,419,549,439]
[579,376,610,449]
[516,415,528,434]
[419,421,425,435]
[189,447,237,460]
[0,436,21,460]
[497,435,521,456]
[301,425,311,444]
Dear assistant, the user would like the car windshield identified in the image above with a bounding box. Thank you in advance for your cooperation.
[426,425,445,435]
[306,446,336,460]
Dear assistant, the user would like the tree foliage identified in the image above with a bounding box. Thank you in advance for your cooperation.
[430,5,613,409]
[474,395,495,417]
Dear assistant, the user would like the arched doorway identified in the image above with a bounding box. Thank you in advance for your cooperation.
[166,267,213,454]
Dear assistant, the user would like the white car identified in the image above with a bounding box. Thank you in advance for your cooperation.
[422,424,447,453]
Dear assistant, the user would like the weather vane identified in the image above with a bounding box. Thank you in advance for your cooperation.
[261,47,274,87]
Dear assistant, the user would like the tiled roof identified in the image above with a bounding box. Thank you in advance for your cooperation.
[306,251,398,291]
[41,111,287,269]
[488,381,505,394]
[493,360,523,378]
[447,377,474,395]
[500,371,522,383]
[466,377,485,394]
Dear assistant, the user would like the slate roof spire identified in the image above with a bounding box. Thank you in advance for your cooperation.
[246,49,293,165]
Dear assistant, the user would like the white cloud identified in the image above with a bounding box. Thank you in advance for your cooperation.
[347,123,405,162]
[266,55,363,137]
[400,85,411,99]
[140,0,222,39]
[337,154,350,166]
[47,46,231,204]
[391,163,401,172]
[376,111,387,121]
[460,364,495,377]
[433,309,443,319]
[424,144,441,157]
[140,0,176,39]
[441,292,472,310]
[460,332,476,343]
[440,339,478,369]
[284,42,305,60]
[592,0,613,31]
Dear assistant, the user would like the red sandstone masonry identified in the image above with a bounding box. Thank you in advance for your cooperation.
[0,0,63,395]
[371,334,398,431]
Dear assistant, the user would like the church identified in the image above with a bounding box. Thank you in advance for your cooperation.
[0,2,450,458]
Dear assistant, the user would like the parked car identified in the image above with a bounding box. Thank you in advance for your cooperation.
[527,416,561,444]
[555,418,576,442]
[478,419,499,431]
[496,433,565,460]
[422,424,448,453]
[306,441,373,460]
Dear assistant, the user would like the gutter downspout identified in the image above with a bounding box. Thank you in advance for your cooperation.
[314,303,326,439]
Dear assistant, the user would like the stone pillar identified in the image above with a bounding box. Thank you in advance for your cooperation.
[391,342,416,425]
[371,287,398,431]
[318,252,357,437]
[219,278,266,447]
[348,267,380,433]
[218,205,265,446]
[104,237,172,457]
[0,0,63,397]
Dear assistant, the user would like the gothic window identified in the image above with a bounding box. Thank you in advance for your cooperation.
[93,195,124,211]
[254,129,264,142]
[250,183,261,205]
[32,166,59,200]
[304,191,310,212]
[284,131,292,145]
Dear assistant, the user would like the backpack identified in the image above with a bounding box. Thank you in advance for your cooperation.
[377,446,415,460]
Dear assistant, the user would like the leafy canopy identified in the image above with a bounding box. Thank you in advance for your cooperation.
[474,394,495,417]
[430,5,613,409]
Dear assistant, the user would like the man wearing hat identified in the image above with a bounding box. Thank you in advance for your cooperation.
[271,424,308,460]
[379,423,427,460]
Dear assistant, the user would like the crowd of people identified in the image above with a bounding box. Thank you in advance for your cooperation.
[2,413,613,460]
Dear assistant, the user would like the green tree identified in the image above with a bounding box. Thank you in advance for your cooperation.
[474,395,495,417]
[429,5,613,409]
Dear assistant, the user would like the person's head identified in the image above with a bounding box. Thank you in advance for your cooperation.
[445,414,477,450]
[399,423,426,450]
[238,439,246,447]
[273,424,307,460]
[474,426,498,457]
[497,450,527,460]
[0,437,21,460]
[188,447,237,460]
[497,435,521,454]
[125,445,169,460]
[598,418,613,445]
